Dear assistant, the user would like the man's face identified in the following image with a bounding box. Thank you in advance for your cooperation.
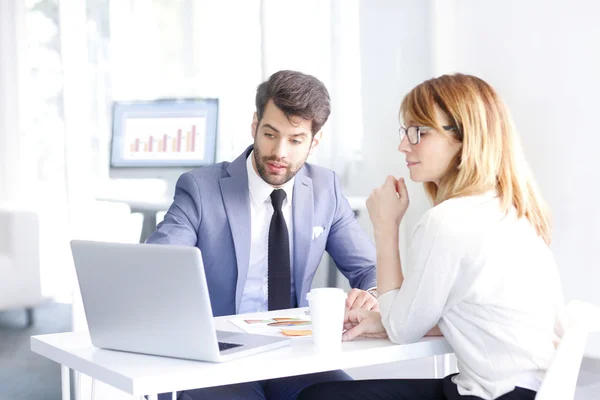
[251,100,320,187]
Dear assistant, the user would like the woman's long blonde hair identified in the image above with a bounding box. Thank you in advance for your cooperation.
[400,73,552,244]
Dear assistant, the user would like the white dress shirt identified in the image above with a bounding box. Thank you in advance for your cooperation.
[238,151,295,314]
[378,192,564,400]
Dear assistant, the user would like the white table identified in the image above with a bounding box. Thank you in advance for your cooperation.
[31,308,454,400]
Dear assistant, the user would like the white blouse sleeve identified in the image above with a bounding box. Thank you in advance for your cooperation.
[378,209,464,344]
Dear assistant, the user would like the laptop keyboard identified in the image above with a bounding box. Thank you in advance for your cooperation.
[218,341,243,352]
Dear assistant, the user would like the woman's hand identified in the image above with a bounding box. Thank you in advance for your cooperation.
[366,176,409,230]
[342,309,388,341]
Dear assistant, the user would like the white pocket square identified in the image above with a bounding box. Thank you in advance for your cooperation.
[312,226,325,240]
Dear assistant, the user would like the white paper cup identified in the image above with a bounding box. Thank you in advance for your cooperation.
[306,288,347,353]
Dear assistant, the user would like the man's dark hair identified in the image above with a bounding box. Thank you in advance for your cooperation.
[255,70,331,136]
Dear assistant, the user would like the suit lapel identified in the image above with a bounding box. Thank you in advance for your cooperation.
[292,168,314,305]
[220,147,252,313]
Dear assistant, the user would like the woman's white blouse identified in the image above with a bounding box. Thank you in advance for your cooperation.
[378,192,564,400]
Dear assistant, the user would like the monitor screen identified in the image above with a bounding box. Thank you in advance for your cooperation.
[110,98,218,169]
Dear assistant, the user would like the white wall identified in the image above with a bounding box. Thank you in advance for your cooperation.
[441,0,600,357]
[350,0,435,245]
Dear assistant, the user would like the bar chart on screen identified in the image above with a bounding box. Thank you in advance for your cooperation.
[123,116,207,160]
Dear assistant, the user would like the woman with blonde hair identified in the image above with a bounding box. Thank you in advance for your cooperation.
[298,74,564,400]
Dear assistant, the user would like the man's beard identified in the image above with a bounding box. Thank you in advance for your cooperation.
[253,142,309,186]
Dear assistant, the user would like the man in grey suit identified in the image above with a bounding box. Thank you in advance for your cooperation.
[148,70,377,400]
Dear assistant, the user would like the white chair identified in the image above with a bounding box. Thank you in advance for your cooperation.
[536,300,600,400]
[74,200,144,245]
[0,206,44,326]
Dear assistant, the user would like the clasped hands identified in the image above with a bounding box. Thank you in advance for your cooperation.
[343,289,387,341]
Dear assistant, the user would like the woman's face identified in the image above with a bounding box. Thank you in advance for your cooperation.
[399,107,462,185]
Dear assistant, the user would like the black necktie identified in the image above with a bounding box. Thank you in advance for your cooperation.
[268,189,291,310]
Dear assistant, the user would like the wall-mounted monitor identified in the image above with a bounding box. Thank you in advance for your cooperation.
[109,98,218,181]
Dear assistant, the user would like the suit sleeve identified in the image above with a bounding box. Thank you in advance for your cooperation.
[325,172,377,290]
[146,172,202,246]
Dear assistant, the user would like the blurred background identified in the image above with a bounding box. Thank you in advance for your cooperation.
[1,0,599,399]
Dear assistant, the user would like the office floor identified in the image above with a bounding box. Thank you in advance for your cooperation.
[0,302,71,400]
[1,302,599,400]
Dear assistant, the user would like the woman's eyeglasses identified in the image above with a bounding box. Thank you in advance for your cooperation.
[399,125,457,145]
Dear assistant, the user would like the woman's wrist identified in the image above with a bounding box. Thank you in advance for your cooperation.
[374,222,399,231]
[374,228,400,247]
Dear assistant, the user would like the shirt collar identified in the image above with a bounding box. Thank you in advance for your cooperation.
[246,151,295,208]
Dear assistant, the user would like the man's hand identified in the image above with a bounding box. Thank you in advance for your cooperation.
[346,288,379,311]
[342,309,388,341]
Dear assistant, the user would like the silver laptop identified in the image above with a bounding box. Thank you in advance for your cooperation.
[70,240,290,362]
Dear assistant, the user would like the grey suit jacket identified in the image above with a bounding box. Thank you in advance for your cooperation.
[147,146,376,316]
